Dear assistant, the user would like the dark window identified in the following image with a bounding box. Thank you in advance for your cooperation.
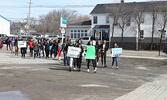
[78,30,80,32]
[74,33,77,38]
[106,16,109,23]
[78,33,80,38]
[71,33,73,39]
[81,33,84,38]
[85,30,87,32]
[81,30,84,32]
[141,15,145,23]
[114,18,118,26]
[71,30,73,32]
[126,18,131,26]
[74,30,77,32]
[140,30,144,39]
[85,33,88,36]
[93,16,98,24]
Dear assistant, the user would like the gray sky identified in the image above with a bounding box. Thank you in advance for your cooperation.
[0,0,161,21]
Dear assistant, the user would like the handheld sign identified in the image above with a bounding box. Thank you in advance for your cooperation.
[18,41,27,48]
[86,46,95,59]
[67,46,81,58]
[112,48,122,57]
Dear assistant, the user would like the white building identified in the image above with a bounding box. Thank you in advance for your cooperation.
[0,15,10,36]
[66,20,91,40]
[90,1,167,50]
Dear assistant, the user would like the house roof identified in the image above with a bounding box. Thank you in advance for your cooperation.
[0,15,10,22]
[93,25,110,29]
[90,1,167,15]
[69,20,91,26]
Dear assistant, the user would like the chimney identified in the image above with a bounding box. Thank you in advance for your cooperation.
[121,0,124,3]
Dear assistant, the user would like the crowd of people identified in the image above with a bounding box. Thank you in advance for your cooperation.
[1,36,119,73]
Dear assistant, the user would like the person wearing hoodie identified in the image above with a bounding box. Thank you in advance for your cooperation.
[33,39,39,59]
[28,39,34,57]
[10,38,15,54]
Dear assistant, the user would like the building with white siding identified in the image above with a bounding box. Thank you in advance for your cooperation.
[90,1,167,50]
[0,15,10,36]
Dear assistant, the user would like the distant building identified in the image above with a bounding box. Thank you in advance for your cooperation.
[66,20,91,39]
[0,15,10,36]
[91,1,167,50]
[10,22,28,35]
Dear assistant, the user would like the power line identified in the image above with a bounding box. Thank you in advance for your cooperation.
[0,5,95,8]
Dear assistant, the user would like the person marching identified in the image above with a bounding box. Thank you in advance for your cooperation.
[28,39,34,57]
[14,38,19,56]
[6,37,11,50]
[58,40,62,61]
[66,39,74,71]
[21,38,27,58]
[38,39,42,58]
[95,40,100,66]
[75,40,83,72]
[45,40,50,58]
[100,40,108,67]
[112,43,119,69]
[62,39,67,66]
[10,38,15,54]
[86,40,97,73]
[33,39,39,59]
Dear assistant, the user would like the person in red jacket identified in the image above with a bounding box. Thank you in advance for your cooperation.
[0,37,3,50]
[29,39,33,57]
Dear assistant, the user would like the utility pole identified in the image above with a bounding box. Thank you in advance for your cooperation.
[28,0,32,35]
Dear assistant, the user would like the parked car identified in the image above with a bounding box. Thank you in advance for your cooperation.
[82,36,91,44]
[0,34,8,44]
[163,45,167,54]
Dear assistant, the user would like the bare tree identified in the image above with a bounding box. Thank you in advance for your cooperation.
[133,4,145,50]
[118,5,131,44]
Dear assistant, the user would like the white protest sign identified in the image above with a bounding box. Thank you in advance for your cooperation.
[67,46,81,58]
[112,48,122,57]
[18,41,27,48]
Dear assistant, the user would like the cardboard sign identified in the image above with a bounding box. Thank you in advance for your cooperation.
[18,41,27,48]
[86,46,95,59]
[67,46,81,58]
[112,48,122,57]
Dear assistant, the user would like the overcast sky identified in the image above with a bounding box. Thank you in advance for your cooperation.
[0,0,160,21]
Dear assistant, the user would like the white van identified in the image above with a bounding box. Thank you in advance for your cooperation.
[82,36,91,44]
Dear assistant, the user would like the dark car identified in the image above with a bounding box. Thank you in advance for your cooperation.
[163,45,167,54]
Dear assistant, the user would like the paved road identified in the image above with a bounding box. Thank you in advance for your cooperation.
[0,50,167,100]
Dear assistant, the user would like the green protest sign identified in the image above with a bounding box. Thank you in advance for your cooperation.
[86,46,95,59]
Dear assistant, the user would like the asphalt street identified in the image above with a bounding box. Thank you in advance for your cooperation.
[0,50,167,100]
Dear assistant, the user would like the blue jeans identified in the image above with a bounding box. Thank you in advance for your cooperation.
[112,57,118,67]
[38,49,41,57]
[69,57,73,67]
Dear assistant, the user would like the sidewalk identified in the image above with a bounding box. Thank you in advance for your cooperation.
[107,50,167,59]
[115,80,167,100]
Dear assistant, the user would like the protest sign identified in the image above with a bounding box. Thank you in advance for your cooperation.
[86,46,95,59]
[112,48,122,57]
[18,41,27,48]
[67,46,81,58]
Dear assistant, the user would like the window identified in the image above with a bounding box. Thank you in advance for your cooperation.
[81,30,84,32]
[78,33,80,38]
[71,30,73,32]
[114,18,118,26]
[140,30,144,39]
[106,16,109,23]
[141,15,145,23]
[81,33,84,38]
[85,33,88,36]
[71,33,73,39]
[78,30,80,32]
[93,16,98,24]
[85,30,87,32]
[126,18,131,26]
[74,33,77,38]
[162,32,166,40]
[74,30,77,32]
